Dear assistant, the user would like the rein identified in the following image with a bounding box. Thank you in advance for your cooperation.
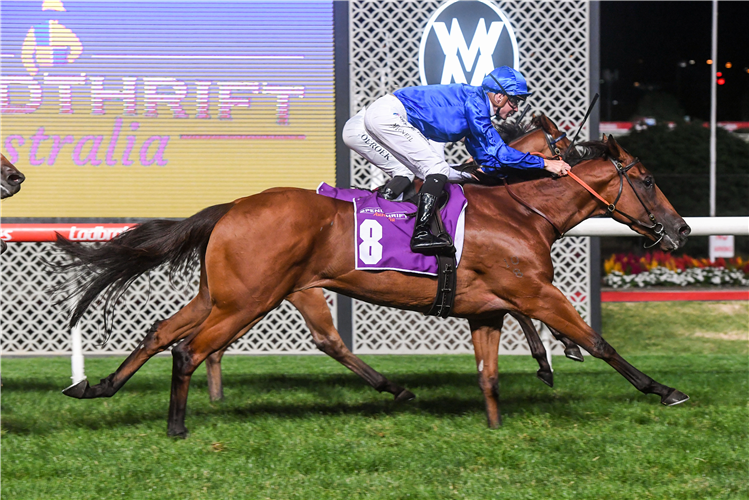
[506,151,666,247]
[501,177,563,236]
[567,157,666,248]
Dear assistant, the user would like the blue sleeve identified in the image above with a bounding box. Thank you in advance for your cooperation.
[464,95,545,171]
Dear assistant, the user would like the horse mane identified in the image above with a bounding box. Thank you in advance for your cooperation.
[493,114,546,143]
[493,139,610,186]
[564,139,608,166]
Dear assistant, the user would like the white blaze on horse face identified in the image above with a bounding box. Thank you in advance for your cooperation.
[478,360,484,372]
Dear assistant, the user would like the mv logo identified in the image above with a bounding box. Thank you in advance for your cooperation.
[419,0,519,86]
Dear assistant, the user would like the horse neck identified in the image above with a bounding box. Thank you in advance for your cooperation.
[507,157,617,239]
[511,129,548,155]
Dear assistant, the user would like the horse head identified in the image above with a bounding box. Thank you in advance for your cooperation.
[530,114,571,157]
[593,134,690,251]
[494,113,570,158]
[1,154,25,200]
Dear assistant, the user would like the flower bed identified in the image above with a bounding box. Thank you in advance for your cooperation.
[603,251,749,288]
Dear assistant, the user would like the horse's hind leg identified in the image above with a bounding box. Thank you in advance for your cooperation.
[202,289,415,403]
[289,289,414,401]
[205,348,226,402]
[510,312,554,387]
[469,318,504,428]
[168,304,268,438]
[63,273,212,399]
[548,325,585,362]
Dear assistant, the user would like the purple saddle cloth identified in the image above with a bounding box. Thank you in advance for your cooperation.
[316,182,467,276]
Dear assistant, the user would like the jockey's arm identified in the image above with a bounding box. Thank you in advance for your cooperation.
[464,98,546,172]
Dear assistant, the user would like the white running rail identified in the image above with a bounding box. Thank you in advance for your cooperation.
[566,217,749,237]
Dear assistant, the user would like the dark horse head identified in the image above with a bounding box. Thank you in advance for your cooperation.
[579,134,691,251]
[1,154,25,200]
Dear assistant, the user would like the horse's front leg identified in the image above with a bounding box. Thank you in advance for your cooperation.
[524,285,689,406]
[469,318,504,428]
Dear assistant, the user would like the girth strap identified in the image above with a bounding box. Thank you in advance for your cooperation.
[425,205,457,318]
[426,253,457,318]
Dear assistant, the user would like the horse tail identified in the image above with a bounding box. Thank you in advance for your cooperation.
[55,202,235,331]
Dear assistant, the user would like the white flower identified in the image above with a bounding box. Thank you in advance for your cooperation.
[604,265,748,288]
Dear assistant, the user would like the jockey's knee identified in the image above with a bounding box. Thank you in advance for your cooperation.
[342,110,365,149]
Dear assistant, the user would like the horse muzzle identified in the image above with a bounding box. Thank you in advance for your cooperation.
[658,219,691,251]
[1,170,25,199]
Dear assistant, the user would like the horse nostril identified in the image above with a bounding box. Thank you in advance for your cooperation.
[8,174,24,186]
[679,225,691,237]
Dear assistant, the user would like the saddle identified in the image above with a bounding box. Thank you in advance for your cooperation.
[375,181,457,319]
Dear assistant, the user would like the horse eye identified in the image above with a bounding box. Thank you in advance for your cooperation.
[643,177,654,188]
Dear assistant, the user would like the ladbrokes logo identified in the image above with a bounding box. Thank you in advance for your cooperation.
[419,0,519,86]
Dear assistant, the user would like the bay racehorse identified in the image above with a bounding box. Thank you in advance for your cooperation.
[199,114,585,398]
[1,153,26,254]
[0,153,25,389]
[57,132,691,438]
[60,114,580,405]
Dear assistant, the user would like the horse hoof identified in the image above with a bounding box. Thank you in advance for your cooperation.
[661,389,689,406]
[487,418,502,429]
[62,379,89,399]
[536,370,554,387]
[167,428,189,439]
[394,389,416,402]
[564,347,585,362]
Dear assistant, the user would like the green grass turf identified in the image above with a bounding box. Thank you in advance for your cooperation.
[2,302,748,500]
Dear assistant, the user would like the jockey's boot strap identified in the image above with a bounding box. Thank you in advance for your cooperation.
[379,175,413,201]
[410,174,454,255]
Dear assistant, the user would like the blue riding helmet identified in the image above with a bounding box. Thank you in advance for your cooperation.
[481,66,533,98]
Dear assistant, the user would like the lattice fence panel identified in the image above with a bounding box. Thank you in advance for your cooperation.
[0,242,334,355]
[349,0,591,354]
[353,237,590,355]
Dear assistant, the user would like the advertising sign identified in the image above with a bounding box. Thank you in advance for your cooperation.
[1,1,335,217]
[419,0,519,86]
[709,235,735,261]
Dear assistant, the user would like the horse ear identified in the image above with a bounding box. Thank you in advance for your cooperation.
[605,134,623,158]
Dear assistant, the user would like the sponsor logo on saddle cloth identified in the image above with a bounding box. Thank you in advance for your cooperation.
[316,183,467,276]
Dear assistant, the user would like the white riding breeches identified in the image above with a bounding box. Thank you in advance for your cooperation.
[344,95,474,182]
[362,94,451,179]
[342,108,415,181]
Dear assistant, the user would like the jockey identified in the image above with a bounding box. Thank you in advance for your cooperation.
[342,66,571,254]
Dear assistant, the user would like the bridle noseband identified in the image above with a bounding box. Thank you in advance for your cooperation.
[601,157,665,249]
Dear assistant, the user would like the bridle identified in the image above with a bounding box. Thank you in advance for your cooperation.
[544,129,567,157]
[504,127,666,247]
[567,157,666,248]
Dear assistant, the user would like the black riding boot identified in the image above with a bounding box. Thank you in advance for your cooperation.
[379,175,412,201]
[410,174,452,254]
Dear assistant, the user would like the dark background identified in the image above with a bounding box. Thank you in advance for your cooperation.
[600,1,748,123]
[598,1,748,258]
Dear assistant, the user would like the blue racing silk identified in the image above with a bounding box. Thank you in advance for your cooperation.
[393,84,544,172]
